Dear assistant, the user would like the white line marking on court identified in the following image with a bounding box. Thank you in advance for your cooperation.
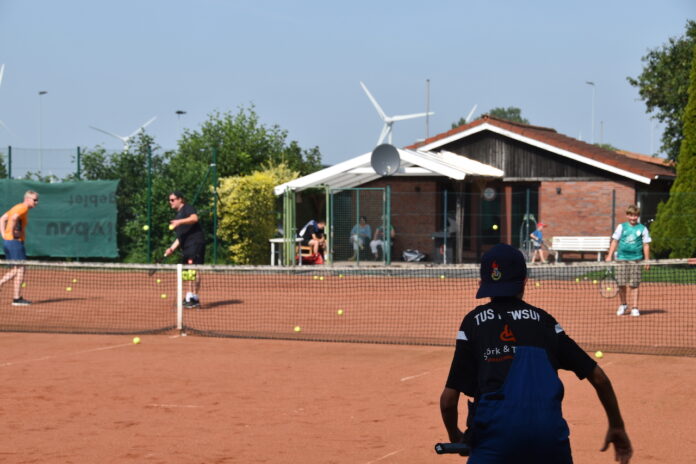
[364,449,404,464]
[147,403,201,409]
[401,371,430,382]
[0,342,133,368]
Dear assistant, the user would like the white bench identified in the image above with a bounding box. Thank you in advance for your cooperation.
[550,236,611,262]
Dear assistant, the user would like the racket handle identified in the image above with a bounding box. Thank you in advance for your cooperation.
[434,442,470,455]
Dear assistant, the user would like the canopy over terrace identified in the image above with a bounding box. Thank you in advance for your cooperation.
[273,147,504,265]
[274,148,504,195]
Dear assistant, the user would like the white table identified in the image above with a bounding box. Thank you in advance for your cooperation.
[269,237,304,266]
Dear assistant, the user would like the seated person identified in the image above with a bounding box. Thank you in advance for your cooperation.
[299,219,326,257]
[349,216,371,261]
[370,222,396,260]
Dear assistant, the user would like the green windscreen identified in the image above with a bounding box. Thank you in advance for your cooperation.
[0,179,119,258]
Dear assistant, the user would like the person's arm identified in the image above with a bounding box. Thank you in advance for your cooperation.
[440,387,465,443]
[164,239,180,257]
[643,242,650,270]
[6,213,20,239]
[606,239,618,262]
[587,365,632,464]
[390,226,396,239]
[0,212,8,237]
[170,213,199,229]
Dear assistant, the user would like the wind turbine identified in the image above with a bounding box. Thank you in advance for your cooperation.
[465,104,478,123]
[89,116,157,151]
[360,81,434,146]
[0,64,11,134]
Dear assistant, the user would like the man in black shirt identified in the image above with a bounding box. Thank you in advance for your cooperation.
[440,243,632,463]
[164,191,205,308]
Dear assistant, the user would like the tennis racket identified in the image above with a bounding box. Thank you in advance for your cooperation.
[599,268,619,298]
[148,254,165,277]
[434,443,470,456]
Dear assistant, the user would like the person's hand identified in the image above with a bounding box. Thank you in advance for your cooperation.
[164,247,173,257]
[644,261,650,271]
[169,219,180,229]
[605,254,612,262]
[600,427,632,463]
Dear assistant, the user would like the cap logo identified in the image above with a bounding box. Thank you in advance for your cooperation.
[491,261,502,281]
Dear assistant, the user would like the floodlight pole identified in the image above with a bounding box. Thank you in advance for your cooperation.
[585,81,595,144]
[38,90,47,172]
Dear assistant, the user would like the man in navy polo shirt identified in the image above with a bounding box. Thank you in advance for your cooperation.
[440,243,632,463]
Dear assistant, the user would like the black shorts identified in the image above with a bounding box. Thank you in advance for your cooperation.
[182,242,205,265]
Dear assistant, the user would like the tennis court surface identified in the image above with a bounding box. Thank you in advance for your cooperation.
[1,333,694,463]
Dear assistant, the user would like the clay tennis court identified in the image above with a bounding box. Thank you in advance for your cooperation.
[1,332,694,463]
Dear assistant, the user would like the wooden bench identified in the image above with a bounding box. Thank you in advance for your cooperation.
[550,236,611,262]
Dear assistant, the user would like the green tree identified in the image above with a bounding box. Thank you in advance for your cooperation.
[488,107,529,124]
[649,44,696,258]
[628,20,696,161]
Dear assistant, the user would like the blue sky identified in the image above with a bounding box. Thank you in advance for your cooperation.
[0,0,693,177]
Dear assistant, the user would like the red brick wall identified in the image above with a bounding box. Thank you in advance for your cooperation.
[539,180,636,237]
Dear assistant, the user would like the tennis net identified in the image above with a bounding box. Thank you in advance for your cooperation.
[0,259,694,356]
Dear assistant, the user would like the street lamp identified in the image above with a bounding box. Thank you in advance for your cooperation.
[175,110,186,118]
[38,90,48,172]
[585,81,595,144]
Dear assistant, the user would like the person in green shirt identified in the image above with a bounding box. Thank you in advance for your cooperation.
[606,205,651,317]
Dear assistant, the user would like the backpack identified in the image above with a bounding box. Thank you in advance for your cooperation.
[402,249,426,262]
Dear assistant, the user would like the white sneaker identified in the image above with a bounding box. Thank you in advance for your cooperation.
[616,304,627,316]
[630,308,640,317]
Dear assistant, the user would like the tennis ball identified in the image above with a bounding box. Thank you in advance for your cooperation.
[594,350,604,359]
[592,280,598,284]
[160,293,167,299]
[339,274,344,278]
[72,278,78,283]
[293,325,301,333]
[21,282,26,288]
[319,276,324,281]
[169,224,175,230]
[156,278,161,284]
[313,275,319,280]
[535,282,540,287]
[492,224,499,230]
[575,278,580,283]
[337,309,344,315]
[133,337,141,345]
[440,275,445,279]
[142,225,149,231]
[66,286,72,292]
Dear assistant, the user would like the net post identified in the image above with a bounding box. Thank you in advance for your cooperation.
[176,264,183,332]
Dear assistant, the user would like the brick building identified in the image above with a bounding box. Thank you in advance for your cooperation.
[276,116,674,263]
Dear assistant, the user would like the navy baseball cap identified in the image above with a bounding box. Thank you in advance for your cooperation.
[476,243,527,299]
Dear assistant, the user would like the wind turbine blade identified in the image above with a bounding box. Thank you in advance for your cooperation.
[465,104,478,123]
[0,119,13,135]
[0,64,4,88]
[360,82,388,121]
[390,112,433,122]
[89,125,127,143]
[128,116,157,138]
[377,124,390,145]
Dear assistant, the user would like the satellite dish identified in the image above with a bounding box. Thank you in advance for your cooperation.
[371,144,401,176]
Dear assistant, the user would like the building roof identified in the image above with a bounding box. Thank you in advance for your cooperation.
[408,115,675,184]
[273,148,504,195]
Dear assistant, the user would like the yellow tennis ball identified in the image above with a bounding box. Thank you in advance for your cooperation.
[592,280,598,284]
[319,276,324,281]
[156,278,161,284]
[21,282,26,288]
[575,278,580,283]
[142,225,149,231]
[160,293,167,299]
[133,337,141,345]
[339,274,344,278]
[293,325,301,332]
[313,275,319,280]
[72,278,78,283]
[440,275,445,279]
[535,282,540,287]
[492,224,499,230]
[337,309,344,315]
[66,286,72,292]
[594,350,604,359]
[169,224,175,230]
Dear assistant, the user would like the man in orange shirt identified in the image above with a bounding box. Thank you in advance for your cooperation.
[0,190,39,305]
